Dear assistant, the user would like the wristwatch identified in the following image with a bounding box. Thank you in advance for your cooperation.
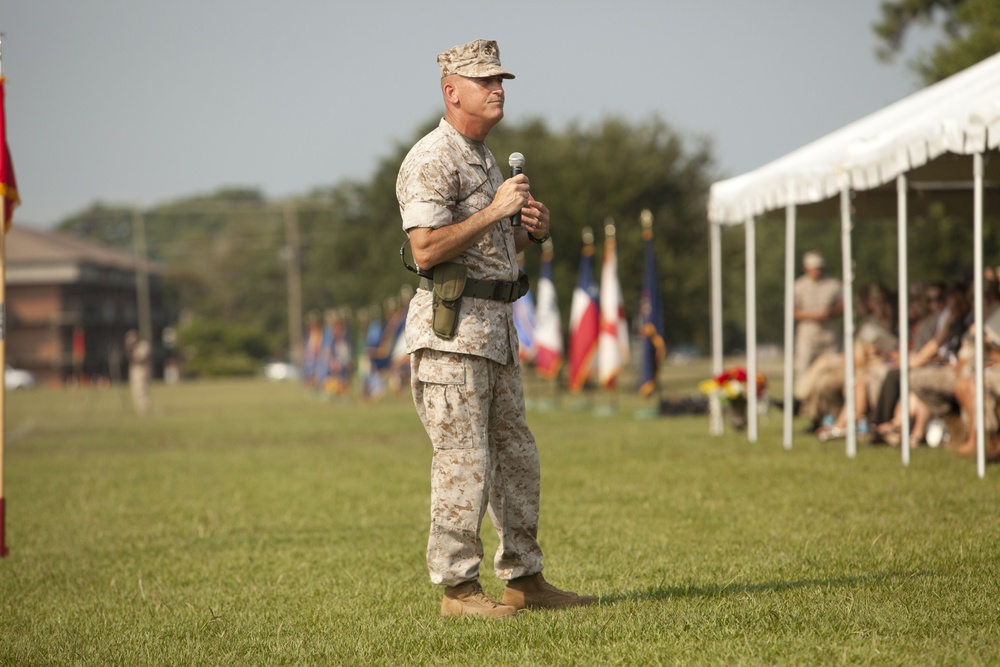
[528,230,550,244]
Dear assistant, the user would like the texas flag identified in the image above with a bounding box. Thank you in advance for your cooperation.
[0,76,19,230]
[598,222,629,389]
[567,234,599,392]
[533,244,563,379]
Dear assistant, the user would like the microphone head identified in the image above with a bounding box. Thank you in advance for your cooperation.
[508,152,525,169]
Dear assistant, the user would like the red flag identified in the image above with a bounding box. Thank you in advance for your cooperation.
[0,76,19,231]
[598,223,629,389]
[568,237,599,392]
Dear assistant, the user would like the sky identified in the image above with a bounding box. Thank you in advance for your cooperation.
[2,0,938,228]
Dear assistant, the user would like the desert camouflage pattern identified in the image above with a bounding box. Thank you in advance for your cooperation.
[411,348,542,586]
[397,118,520,365]
[398,115,543,587]
[437,39,515,80]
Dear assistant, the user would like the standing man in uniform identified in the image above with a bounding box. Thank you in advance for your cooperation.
[793,251,843,427]
[794,251,843,381]
[397,39,596,618]
[125,329,152,415]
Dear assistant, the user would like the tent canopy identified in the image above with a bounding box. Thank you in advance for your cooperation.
[705,53,1000,476]
[709,52,1000,224]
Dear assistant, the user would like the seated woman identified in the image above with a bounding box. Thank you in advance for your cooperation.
[817,318,898,441]
[873,282,970,446]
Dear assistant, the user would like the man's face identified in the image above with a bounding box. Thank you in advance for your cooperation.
[453,75,506,125]
[924,288,944,313]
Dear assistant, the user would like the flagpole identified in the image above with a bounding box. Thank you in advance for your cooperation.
[0,33,9,558]
[0,179,7,558]
[648,213,663,408]
[0,175,6,559]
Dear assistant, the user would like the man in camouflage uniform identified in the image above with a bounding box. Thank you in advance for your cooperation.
[397,39,595,618]
[793,251,843,427]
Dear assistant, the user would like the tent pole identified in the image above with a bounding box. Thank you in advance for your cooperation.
[710,221,723,435]
[897,175,911,466]
[974,152,986,479]
[841,187,857,458]
[783,203,796,449]
[745,216,758,442]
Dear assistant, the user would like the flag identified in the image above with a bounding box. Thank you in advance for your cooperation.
[512,284,537,364]
[0,76,19,231]
[533,244,564,379]
[598,222,629,389]
[370,300,405,373]
[568,233,599,392]
[638,222,666,397]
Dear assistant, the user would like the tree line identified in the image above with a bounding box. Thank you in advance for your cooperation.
[57,113,1000,376]
[57,115,723,373]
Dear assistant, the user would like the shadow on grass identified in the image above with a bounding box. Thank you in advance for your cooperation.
[601,569,938,604]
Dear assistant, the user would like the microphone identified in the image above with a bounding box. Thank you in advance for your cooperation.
[508,152,525,227]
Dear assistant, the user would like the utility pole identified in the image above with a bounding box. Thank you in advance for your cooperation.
[132,207,152,347]
[283,201,303,368]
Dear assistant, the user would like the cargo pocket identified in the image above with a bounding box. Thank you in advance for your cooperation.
[416,356,472,449]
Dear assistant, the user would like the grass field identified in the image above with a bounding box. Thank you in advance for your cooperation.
[1,367,998,666]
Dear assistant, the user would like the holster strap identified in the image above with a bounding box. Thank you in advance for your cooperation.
[419,275,523,303]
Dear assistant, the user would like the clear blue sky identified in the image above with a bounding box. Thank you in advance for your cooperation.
[3,0,935,227]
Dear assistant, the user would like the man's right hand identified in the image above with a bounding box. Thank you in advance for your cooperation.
[492,174,530,220]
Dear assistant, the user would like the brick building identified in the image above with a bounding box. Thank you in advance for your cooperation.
[5,226,165,385]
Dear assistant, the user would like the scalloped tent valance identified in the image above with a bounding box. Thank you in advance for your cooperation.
[709,52,1000,224]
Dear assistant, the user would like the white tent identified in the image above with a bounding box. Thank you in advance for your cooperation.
[707,52,1000,477]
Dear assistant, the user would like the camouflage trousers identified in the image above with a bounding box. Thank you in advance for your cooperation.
[794,325,839,385]
[410,348,543,587]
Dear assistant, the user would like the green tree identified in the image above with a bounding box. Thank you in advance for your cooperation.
[176,319,271,377]
[378,115,717,352]
[874,0,1000,83]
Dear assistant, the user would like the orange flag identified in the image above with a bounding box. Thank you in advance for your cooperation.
[0,76,19,231]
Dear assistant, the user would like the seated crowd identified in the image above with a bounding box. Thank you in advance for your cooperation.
[793,273,1000,463]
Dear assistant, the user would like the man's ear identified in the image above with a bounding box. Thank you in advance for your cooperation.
[442,79,460,106]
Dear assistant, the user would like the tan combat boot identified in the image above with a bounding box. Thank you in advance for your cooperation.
[440,580,518,619]
[502,573,597,610]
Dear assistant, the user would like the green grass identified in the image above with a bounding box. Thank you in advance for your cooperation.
[1,370,998,666]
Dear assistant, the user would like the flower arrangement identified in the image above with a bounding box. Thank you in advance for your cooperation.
[698,366,767,430]
[698,366,767,402]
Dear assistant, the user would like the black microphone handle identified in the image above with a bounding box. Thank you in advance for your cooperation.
[510,165,523,227]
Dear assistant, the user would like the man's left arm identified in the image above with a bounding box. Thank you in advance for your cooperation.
[513,195,551,253]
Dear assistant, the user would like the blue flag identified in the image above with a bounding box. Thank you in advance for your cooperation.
[638,228,666,396]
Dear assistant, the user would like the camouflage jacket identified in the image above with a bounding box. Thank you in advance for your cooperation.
[397,119,519,364]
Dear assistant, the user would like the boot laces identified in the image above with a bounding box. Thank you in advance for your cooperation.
[465,582,502,607]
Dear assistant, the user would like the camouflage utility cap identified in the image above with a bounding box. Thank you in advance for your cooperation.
[437,39,515,79]
[803,251,825,269]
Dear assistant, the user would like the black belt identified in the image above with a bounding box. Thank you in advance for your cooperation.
[418,275,524,303]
